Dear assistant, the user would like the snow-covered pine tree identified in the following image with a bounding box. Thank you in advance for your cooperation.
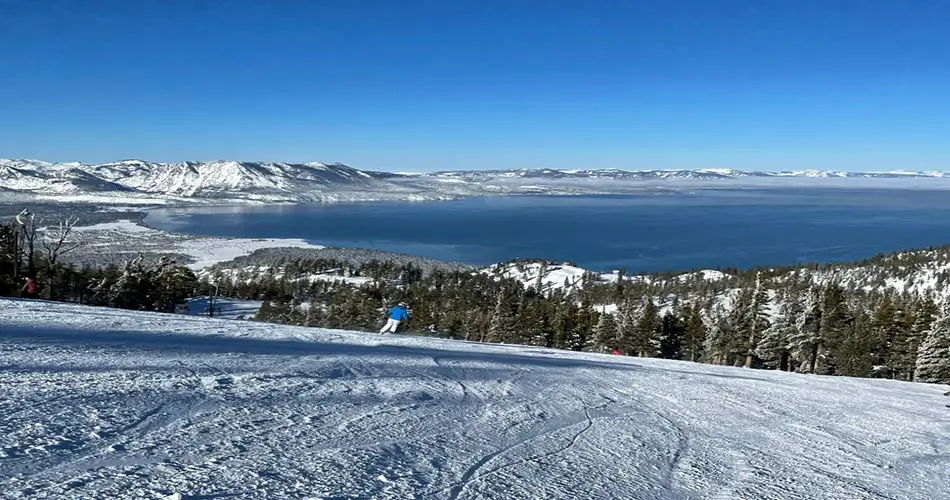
[892,295,938,380]
[743,273,772,368]
[834,306,875,377]
[788,286,823,373]
[865,293,908,378]
[914,301,950,384]
[758,291,802,371]
[713,287,756,366]
[702,304,732,365]
[614,296,640,355]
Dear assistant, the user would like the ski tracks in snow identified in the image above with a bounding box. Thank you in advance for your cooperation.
[3,300,950,499]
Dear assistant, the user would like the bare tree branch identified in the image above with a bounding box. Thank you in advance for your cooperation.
[42,216,84,268]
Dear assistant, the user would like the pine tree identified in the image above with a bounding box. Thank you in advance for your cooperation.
[789,287,823,373]
[743,275,772,368]
[835,308,876,377]
[758,292,802,371]
[914,302,950,384]
[818,283,853,375]
[553,299,578,349]
[108,257,151,310]
[703,304,732,365]
[255,299,280,321]
[632,298,660,357]
[487,287,520,343]
[615,297,639,355]
[893,296,938,380]
[681,303,706,362]
[304,300,328,327]
[658,311,684,359]
[866,294,909,378]
[575,293,595,349]
[588,309,618,353]
[150,257,199,312]
[520,300,555,346]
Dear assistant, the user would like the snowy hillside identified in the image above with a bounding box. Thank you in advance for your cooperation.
[484,262,733,296]
[5,158,950,205]
[483,262,599,295]
[1,298,948,499]
[488,249,950,305]
[0,158,430,204]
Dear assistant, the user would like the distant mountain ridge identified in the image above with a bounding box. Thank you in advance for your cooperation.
[429,167,949,180]
[1,158,948,204]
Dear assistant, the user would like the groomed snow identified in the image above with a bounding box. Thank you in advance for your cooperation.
[1,298,948,499]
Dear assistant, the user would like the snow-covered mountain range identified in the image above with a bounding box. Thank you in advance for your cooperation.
[2,298,948,499]
[3,158,950,204]
[430,166,950,180]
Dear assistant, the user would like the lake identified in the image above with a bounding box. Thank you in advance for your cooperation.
[145,189,950,273]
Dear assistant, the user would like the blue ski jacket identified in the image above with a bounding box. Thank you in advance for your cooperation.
[387,306,409,321]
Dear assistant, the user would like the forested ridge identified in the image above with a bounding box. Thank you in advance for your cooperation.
[205,246,950,384]
[2,216,949,385]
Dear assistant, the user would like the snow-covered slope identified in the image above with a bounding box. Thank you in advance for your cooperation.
[484,262,600,295]
[4,158,950,205]
[0,159,423,203]
[1,298,948,499]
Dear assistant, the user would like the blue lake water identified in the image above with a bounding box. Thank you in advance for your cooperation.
[145,189,950,273]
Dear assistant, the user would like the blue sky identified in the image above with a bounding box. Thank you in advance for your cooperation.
[1,0,947,172]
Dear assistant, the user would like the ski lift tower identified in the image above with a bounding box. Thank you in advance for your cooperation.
[207,279,220,318]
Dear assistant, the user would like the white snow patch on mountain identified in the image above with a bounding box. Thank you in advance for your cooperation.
[1,298,948,499]
[487,262,734,296]
[677,269,730,282]
[73,219,158,233]
[484,262,599,294]
[179,237,324,270]
[205,265,376,288]
[73,219,326,269]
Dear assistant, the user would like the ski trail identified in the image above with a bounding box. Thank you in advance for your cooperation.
[444,404,595,500]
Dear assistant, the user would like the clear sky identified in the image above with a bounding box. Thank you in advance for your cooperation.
[1,0,948,172]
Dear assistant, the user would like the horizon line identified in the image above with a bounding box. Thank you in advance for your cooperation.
[2,157,948,175]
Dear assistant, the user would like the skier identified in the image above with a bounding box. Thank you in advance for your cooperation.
[611,347,621,355]
[380,302,410,334]
[21,277,38,298]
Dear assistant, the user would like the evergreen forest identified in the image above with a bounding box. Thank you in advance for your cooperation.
[2,216,949,386]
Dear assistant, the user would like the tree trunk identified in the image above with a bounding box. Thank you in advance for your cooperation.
[808,344,819,373]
